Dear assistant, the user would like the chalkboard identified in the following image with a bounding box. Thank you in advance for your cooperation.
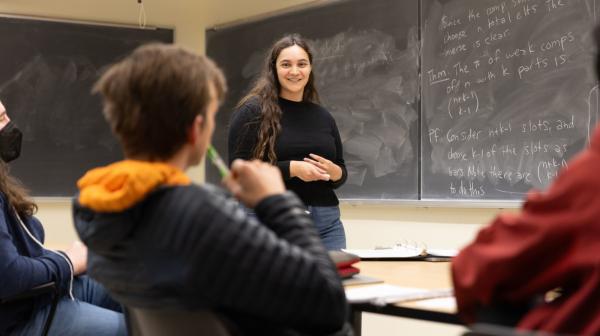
[206,0,420,200]
[0,16,173,196]
[208,0,599,202]
[421,0,599,199]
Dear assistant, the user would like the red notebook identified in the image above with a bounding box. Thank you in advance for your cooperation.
[328,251,360,279]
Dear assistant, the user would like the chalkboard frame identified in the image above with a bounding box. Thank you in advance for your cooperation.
[0,13,174,32]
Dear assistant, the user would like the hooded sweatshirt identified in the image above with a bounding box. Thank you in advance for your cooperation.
[73,160,349,335]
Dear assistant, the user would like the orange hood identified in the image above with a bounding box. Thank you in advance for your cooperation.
[77,160,191,212]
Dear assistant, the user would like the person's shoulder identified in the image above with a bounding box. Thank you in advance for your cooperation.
[231,97,262,127]
[308,102,336,122]
[151,184,231,213]
[235,96,262,117]
[558,126,600,182]
[152,184,210,202]
[306,101,328,112]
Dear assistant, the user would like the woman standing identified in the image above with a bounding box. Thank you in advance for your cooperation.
[228,34,348,250]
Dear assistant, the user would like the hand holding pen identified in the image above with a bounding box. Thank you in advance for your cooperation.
[207,145,285,208]
[206,145,230,179]
[225,159,286,208]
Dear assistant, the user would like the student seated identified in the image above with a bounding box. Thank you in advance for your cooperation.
[0,99,126,336]
[72,44,350,335]
[452,28,600,336]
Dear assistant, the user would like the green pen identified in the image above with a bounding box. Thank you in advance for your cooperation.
[207,145,230,178]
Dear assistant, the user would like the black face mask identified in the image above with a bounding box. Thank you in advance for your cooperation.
[0,122,23,162]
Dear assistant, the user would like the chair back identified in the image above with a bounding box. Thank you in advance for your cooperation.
[126,306,231,336]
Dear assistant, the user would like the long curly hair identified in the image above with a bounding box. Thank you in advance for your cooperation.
[0,161,37,218]
[236,34,321,164]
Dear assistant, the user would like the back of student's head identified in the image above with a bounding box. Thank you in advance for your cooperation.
[93,43,226,160]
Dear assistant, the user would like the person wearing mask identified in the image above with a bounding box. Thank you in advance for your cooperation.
[228,34,348,250]
[0,99,126,336]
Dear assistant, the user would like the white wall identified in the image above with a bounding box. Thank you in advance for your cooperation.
[2,1,515,334]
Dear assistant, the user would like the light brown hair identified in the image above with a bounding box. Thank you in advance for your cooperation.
[93,43,226,161]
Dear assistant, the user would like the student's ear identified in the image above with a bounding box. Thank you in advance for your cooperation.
[187,115,204,144]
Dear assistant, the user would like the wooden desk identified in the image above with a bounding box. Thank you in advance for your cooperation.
[347,261,462,336]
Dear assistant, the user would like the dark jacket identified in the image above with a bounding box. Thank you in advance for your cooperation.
[73,165,349,336]
[0,192,72,334]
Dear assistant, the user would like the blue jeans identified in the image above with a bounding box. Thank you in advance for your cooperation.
[307,205,346,250]
[11,275,126,336]
[244,204,346,250]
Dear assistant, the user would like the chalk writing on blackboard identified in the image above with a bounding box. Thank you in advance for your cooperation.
[421,0,599,199]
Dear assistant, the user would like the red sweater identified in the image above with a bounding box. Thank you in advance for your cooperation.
[452,126,600,335]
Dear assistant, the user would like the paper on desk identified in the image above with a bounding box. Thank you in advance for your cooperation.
[412,297,457,311]
[342,247,422,259]
[343,246,458,259]
[345,284,453,306]
[342,274,384,287]
[426,249,459,258]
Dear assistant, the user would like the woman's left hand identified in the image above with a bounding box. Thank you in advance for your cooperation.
[0,100,10,129]
[304,153,342,182]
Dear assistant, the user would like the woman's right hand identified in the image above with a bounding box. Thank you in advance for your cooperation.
[64,241,88,275]
[290,160,330,182]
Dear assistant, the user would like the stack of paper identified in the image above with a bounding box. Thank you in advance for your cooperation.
[343,246,458,261]
[346,284,453,305]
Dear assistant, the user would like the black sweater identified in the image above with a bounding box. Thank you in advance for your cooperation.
[228,97,347,206]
